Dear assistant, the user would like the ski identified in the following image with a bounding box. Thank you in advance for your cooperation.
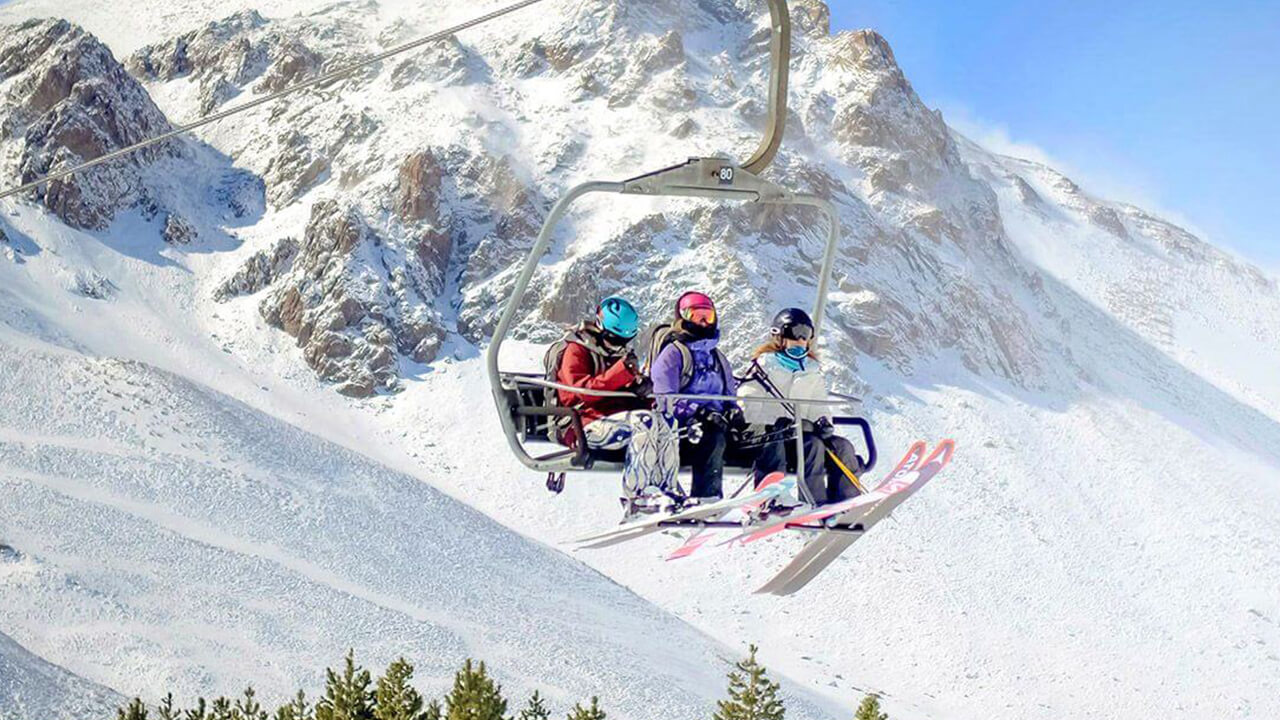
[747,441,929,590]
[755,439,956,596]
[665,472,788,561]
[571,472,796,550]
[720,441,931,550]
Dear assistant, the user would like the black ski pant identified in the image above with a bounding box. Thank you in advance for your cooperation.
[753,429,865,505]
[681,423,726,499]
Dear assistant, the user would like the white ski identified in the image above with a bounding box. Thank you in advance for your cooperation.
[571,473,794,550]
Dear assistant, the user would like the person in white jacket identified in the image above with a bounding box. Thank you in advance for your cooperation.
[737,308,867,505]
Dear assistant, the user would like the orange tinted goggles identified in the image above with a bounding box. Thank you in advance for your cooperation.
[681,307,717,324]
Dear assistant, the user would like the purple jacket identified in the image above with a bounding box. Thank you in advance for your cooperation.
[651,335,737,421]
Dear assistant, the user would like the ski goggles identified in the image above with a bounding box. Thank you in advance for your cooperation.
[771,324,814,341]
[599,329,633,347]
[680,307,717,325]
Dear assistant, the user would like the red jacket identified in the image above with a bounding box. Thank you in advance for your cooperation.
[556,341,645,424]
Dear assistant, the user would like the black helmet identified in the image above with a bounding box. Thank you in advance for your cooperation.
[770,307,814,341]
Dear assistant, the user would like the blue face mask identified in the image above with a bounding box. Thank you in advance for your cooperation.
[784,346,808,359]
[775,348,805,372]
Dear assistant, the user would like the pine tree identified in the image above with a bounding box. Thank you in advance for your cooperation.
[184,698,209,720]
[441,659,507,720]
[118,698,150,720]
[373,657,428,720]
[852,694,887,720]
[235,686,269,720]
[316,650,375,720]
[518,691,551,720]
[713,645,785,720]
[422,701,442,720]
[564,696,605,720]
[210,698,234,720]
[275,690,314,720]
[158,693,179,720]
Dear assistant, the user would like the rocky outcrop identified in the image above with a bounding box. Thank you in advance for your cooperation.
[389,37,482,89]
[162,213,197,244]
[72,271,117,300]
[214,237,298,301]
[129,11,358,209]
[0,19,181,230]
[118,0,1253,396]
[258,201,446,397]
[127,11,316,115]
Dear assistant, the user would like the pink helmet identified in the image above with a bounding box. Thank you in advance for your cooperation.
[676,291,717,326]
[676,291,715,314]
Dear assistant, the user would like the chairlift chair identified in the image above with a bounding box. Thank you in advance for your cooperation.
[486,0,875,499]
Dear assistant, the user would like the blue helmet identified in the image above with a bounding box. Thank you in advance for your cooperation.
[597,296,639,340]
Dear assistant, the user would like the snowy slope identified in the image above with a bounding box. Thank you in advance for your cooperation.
[0,323,832,719]
[1,1,1278,720]
[0,628,120,720]
[961,136,1280,424]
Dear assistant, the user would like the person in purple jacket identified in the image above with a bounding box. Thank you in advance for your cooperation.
[649,291,745,501]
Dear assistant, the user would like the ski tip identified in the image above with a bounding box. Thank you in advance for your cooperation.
[924,438,957,466]
[758,471,786,489]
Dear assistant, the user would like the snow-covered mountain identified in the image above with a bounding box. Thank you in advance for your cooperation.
[1,1,1277,719]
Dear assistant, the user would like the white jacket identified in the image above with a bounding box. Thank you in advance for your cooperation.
[738,352,830,426]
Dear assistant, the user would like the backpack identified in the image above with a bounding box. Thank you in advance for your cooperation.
[541,323,615,437]
[641,321,731,392]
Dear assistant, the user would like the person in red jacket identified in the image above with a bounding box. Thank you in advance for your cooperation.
[549,296,679,517]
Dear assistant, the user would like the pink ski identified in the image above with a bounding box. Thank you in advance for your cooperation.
[666,472,786,561]
[721,440,931,550]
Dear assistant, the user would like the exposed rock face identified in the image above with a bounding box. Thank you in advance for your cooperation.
[0,19,180,230]
[72,271,117,300]
[389,37,483,89]
[127,11,314,115]
[129,10,363,209]
[214,237,298,301]
[793,0,832,38]
[259,201,446,397]
[162,213,197,244]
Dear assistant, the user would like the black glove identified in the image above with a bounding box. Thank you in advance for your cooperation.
[814,417,837,440]
[631,376,653,398]
[725,406,748,431]
[694,405,728,431]
[770,416,795,434]
[622,350,640,375]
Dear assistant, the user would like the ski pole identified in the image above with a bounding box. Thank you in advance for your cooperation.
[825,447,867,494]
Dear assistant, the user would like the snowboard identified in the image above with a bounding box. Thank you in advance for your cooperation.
[618,411,680,500]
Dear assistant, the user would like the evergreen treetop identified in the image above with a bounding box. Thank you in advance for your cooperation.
[315,650,375,720]
[118,697,149,720]
[373,657,429,720]
[565,696,605,720]
[852,694,888,720]
[518,691,551,720]
[713,645,786,720]
[442,659,507,720]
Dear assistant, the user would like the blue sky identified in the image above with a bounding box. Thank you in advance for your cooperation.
[827,0,1280,271]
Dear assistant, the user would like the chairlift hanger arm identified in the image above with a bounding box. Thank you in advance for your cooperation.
[741,0,791,174]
